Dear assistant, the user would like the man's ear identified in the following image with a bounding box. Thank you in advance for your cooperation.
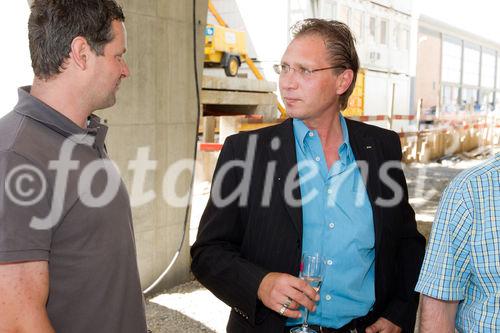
[336,69,354,95]
[69,37,91,71]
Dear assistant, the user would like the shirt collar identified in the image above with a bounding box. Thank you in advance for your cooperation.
[292,118,312,153]
[339,112,350,146]
[338,113,353,164]
[14,86,108,147]
[292,113,352,158]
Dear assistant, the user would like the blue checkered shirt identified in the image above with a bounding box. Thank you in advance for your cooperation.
[415,153,500,332]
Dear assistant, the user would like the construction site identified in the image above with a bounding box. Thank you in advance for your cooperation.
[1,0,499,332]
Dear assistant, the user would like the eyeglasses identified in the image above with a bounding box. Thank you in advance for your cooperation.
[273,64,344,77]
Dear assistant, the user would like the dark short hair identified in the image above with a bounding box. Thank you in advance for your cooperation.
[28,0,125,79]
[291,19,360,110]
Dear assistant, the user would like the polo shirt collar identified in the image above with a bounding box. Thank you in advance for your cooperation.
[14,86,108,147]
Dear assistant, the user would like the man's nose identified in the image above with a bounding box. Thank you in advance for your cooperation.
[279,71,299,90]
[121,60,130,78]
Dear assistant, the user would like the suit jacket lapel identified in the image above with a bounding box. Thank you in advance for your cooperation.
[346,119,383,253]
[270,119,303,238]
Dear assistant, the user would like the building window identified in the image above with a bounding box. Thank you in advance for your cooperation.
[497,54,500,91]
[379,19,388,45]
[462,87,479,111]
[402,27,410,50]
[479,90,495,111]
[351,9,363,42]
[368,16,376,43]
[463,44,480,86]
[495,54,500,111]
[321,0,336,19]
[442,85,460,112]
[481,50,496,89]
[392,23,400,49]
[392,24,408,50]
[288,0,310,27]
[442,37,462,84]
[339,4,351,24]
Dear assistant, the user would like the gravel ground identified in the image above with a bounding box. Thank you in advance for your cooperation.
[405,156,486,236]
[146,281,223,333]
[146,148,498,333]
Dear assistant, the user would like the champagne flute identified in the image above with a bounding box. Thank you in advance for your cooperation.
[290,253,324,333]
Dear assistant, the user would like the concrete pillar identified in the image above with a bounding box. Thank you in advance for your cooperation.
[96,0,209,292]
[202,116,216,143]
[219,116,241,144]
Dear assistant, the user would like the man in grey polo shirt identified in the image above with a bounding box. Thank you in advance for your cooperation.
[0,1,147,332]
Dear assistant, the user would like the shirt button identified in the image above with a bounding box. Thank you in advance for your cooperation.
[327,260,333,266]
[327,189,333,194]
[309,132,314,137]
[325,294,332,301]
[329,223,335,229]
[315,156,320,162]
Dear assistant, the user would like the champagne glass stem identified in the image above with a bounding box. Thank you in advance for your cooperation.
[303,308,310,328]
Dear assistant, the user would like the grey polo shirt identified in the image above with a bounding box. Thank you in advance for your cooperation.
[0,87,147,333]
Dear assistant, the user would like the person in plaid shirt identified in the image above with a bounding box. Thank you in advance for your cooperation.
[416,153,500,332]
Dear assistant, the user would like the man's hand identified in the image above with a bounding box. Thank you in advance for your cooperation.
[365,317,402,333]
[257,272,320,319]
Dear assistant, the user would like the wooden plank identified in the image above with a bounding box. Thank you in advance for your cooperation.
[201,90,277,106]
[239,119,285,132]
[202,75,276,93]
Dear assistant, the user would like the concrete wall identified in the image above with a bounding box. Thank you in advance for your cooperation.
[96,0,208,292]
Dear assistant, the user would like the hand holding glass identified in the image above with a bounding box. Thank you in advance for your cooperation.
[291,253,324,333]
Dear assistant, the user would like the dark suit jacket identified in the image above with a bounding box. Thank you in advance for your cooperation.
[191,118,426,332]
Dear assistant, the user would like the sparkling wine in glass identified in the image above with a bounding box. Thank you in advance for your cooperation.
[290,253,324,333]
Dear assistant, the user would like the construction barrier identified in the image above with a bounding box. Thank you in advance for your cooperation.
[198,112,500,164]
[398,113,500,163]
[199,142,223,152]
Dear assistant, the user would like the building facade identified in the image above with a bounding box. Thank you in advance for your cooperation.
[417,15,500,115]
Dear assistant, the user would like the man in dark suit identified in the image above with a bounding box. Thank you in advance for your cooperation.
[191,19,425,333]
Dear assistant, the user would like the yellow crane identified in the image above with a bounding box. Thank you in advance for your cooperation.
[207,0,286,118]
[204,24,247,77]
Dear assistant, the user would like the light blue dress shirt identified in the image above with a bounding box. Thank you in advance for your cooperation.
[286,114,375,328]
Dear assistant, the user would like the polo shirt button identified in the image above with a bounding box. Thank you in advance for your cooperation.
[315,156,320,162]
[309,132,314,137]
[327,189,333,194]
[325,294,332,301]
[328,223,335,229]
[327,259,333,266]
